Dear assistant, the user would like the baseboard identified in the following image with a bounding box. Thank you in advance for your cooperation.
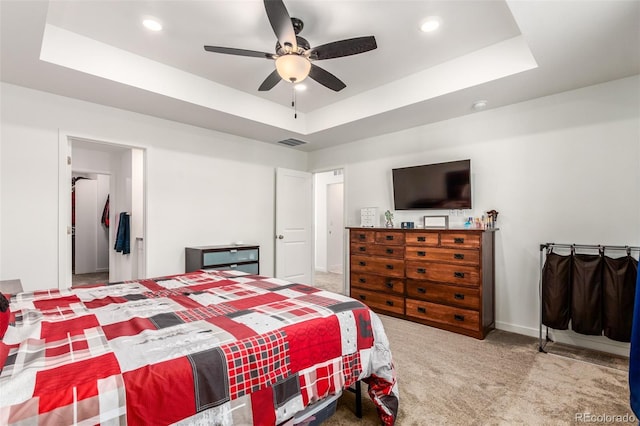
[95,268,109,273]
[495,321,630,357]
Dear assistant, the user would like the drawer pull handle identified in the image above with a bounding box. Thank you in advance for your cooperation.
[417,236,426,242]
[454,293,465,300]
[417,251,426,257]
[454,237,465,244]
[358,234,366,240]
[385,235,394,241]
[417,307,426,314]
[386,264,394,270]
[359,246,366,252]
[385,281,394,289]
[359,295,366,300]
[417,268,426,274]
[386,248,394,254]
[454,272,465,278]
[359,278,366,283]
[417,287,426,294]
[454,314,465,322]
[230,249,238,253]
[454,253,465,260]
[386,300,394,307]
[359,261,366,266]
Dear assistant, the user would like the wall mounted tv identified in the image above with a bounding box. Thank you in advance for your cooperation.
[392,159,471,210]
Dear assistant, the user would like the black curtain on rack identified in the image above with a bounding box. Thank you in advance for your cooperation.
[541,252,572,330]
[571,254,603,335]
[541,248,638,342]
[603,255,638,342]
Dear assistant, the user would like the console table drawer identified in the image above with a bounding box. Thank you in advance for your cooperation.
[203,248,259,266]
[406,261,479,286]
[351,255,405,277]
[350,272,405,294]
[350,243,404,259]
[440,233,481,249]
[406,299,480,332]
[405,247,479,265]
[406,280,480,310]
[351,289,405,315]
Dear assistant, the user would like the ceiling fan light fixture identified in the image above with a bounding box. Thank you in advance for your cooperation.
[275,54,311,83]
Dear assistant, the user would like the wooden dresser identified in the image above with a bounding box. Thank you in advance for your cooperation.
[348,227,496,339]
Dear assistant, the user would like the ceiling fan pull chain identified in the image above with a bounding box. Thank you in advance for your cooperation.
[292,86,297,119]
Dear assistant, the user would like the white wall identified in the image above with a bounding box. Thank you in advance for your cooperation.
[309,75,640,355]
[0,82,307,291]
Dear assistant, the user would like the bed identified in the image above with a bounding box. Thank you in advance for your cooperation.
[0,270,398,425]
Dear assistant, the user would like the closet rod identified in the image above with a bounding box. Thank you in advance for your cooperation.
[539,243,640,252]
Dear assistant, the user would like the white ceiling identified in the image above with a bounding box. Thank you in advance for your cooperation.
[1,1,639,152]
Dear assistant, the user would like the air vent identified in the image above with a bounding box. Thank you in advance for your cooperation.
[277,138,307,147]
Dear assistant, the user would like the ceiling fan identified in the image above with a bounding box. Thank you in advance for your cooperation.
[204,0,377,92]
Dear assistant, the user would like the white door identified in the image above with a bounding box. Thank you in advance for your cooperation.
[275,168,313,284]
[326,182,344,273]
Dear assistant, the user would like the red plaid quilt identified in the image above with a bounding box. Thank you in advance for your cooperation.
[0,271,398,425]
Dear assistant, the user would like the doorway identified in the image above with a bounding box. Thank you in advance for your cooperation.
[313,169,345,293]
[60,137,146,288]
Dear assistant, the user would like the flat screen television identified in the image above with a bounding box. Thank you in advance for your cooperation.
[392,159,471,210]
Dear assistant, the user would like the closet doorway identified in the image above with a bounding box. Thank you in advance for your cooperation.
[313,169,345,294]
[59,136,146,288]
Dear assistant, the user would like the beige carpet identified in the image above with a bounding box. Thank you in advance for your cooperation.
[329,315,632,425]
[314,271,345,294]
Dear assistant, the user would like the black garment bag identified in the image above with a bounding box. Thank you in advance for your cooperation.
[542,252,572,330]
[603,255,638,342]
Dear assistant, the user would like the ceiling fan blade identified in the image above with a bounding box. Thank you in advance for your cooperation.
[258,69,282,91]
[308,36,377,60]
[264,0,297,52]
[308,64,346,92]
[204,45,275,59]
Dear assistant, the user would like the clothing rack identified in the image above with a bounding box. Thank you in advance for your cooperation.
[538,242,640,353]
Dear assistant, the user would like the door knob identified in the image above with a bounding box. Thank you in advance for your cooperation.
[277,235,284,239]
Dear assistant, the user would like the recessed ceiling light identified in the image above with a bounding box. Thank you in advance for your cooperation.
[420,16,441,33]
[472,100,488,110]
[143,19,162,32]
[294,84,307,91]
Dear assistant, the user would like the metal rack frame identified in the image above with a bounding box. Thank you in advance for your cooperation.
[538,242,640,353]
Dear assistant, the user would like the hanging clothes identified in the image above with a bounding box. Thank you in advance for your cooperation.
[101,195,110,228]
[114,212,130,255]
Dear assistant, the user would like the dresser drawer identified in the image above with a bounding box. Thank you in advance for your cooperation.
[350,243,404,259]
[405,232,439,246]
[351,288,405,315]
[405,261,480,286]
[204,262,259,275]
[374,231,405,245]
[351,254,405,278]
[406,299,480,332]
[350,230,375,243]
[406,280,480,310]
[350,272,405,294]
[440,233,481,249]
[405,246,479,266]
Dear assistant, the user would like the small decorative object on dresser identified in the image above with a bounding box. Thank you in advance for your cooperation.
[185,244,259,274]
[348,227,497,339]
[424,215,449,229]
[384,210,394,228]
[360,207,378,227]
